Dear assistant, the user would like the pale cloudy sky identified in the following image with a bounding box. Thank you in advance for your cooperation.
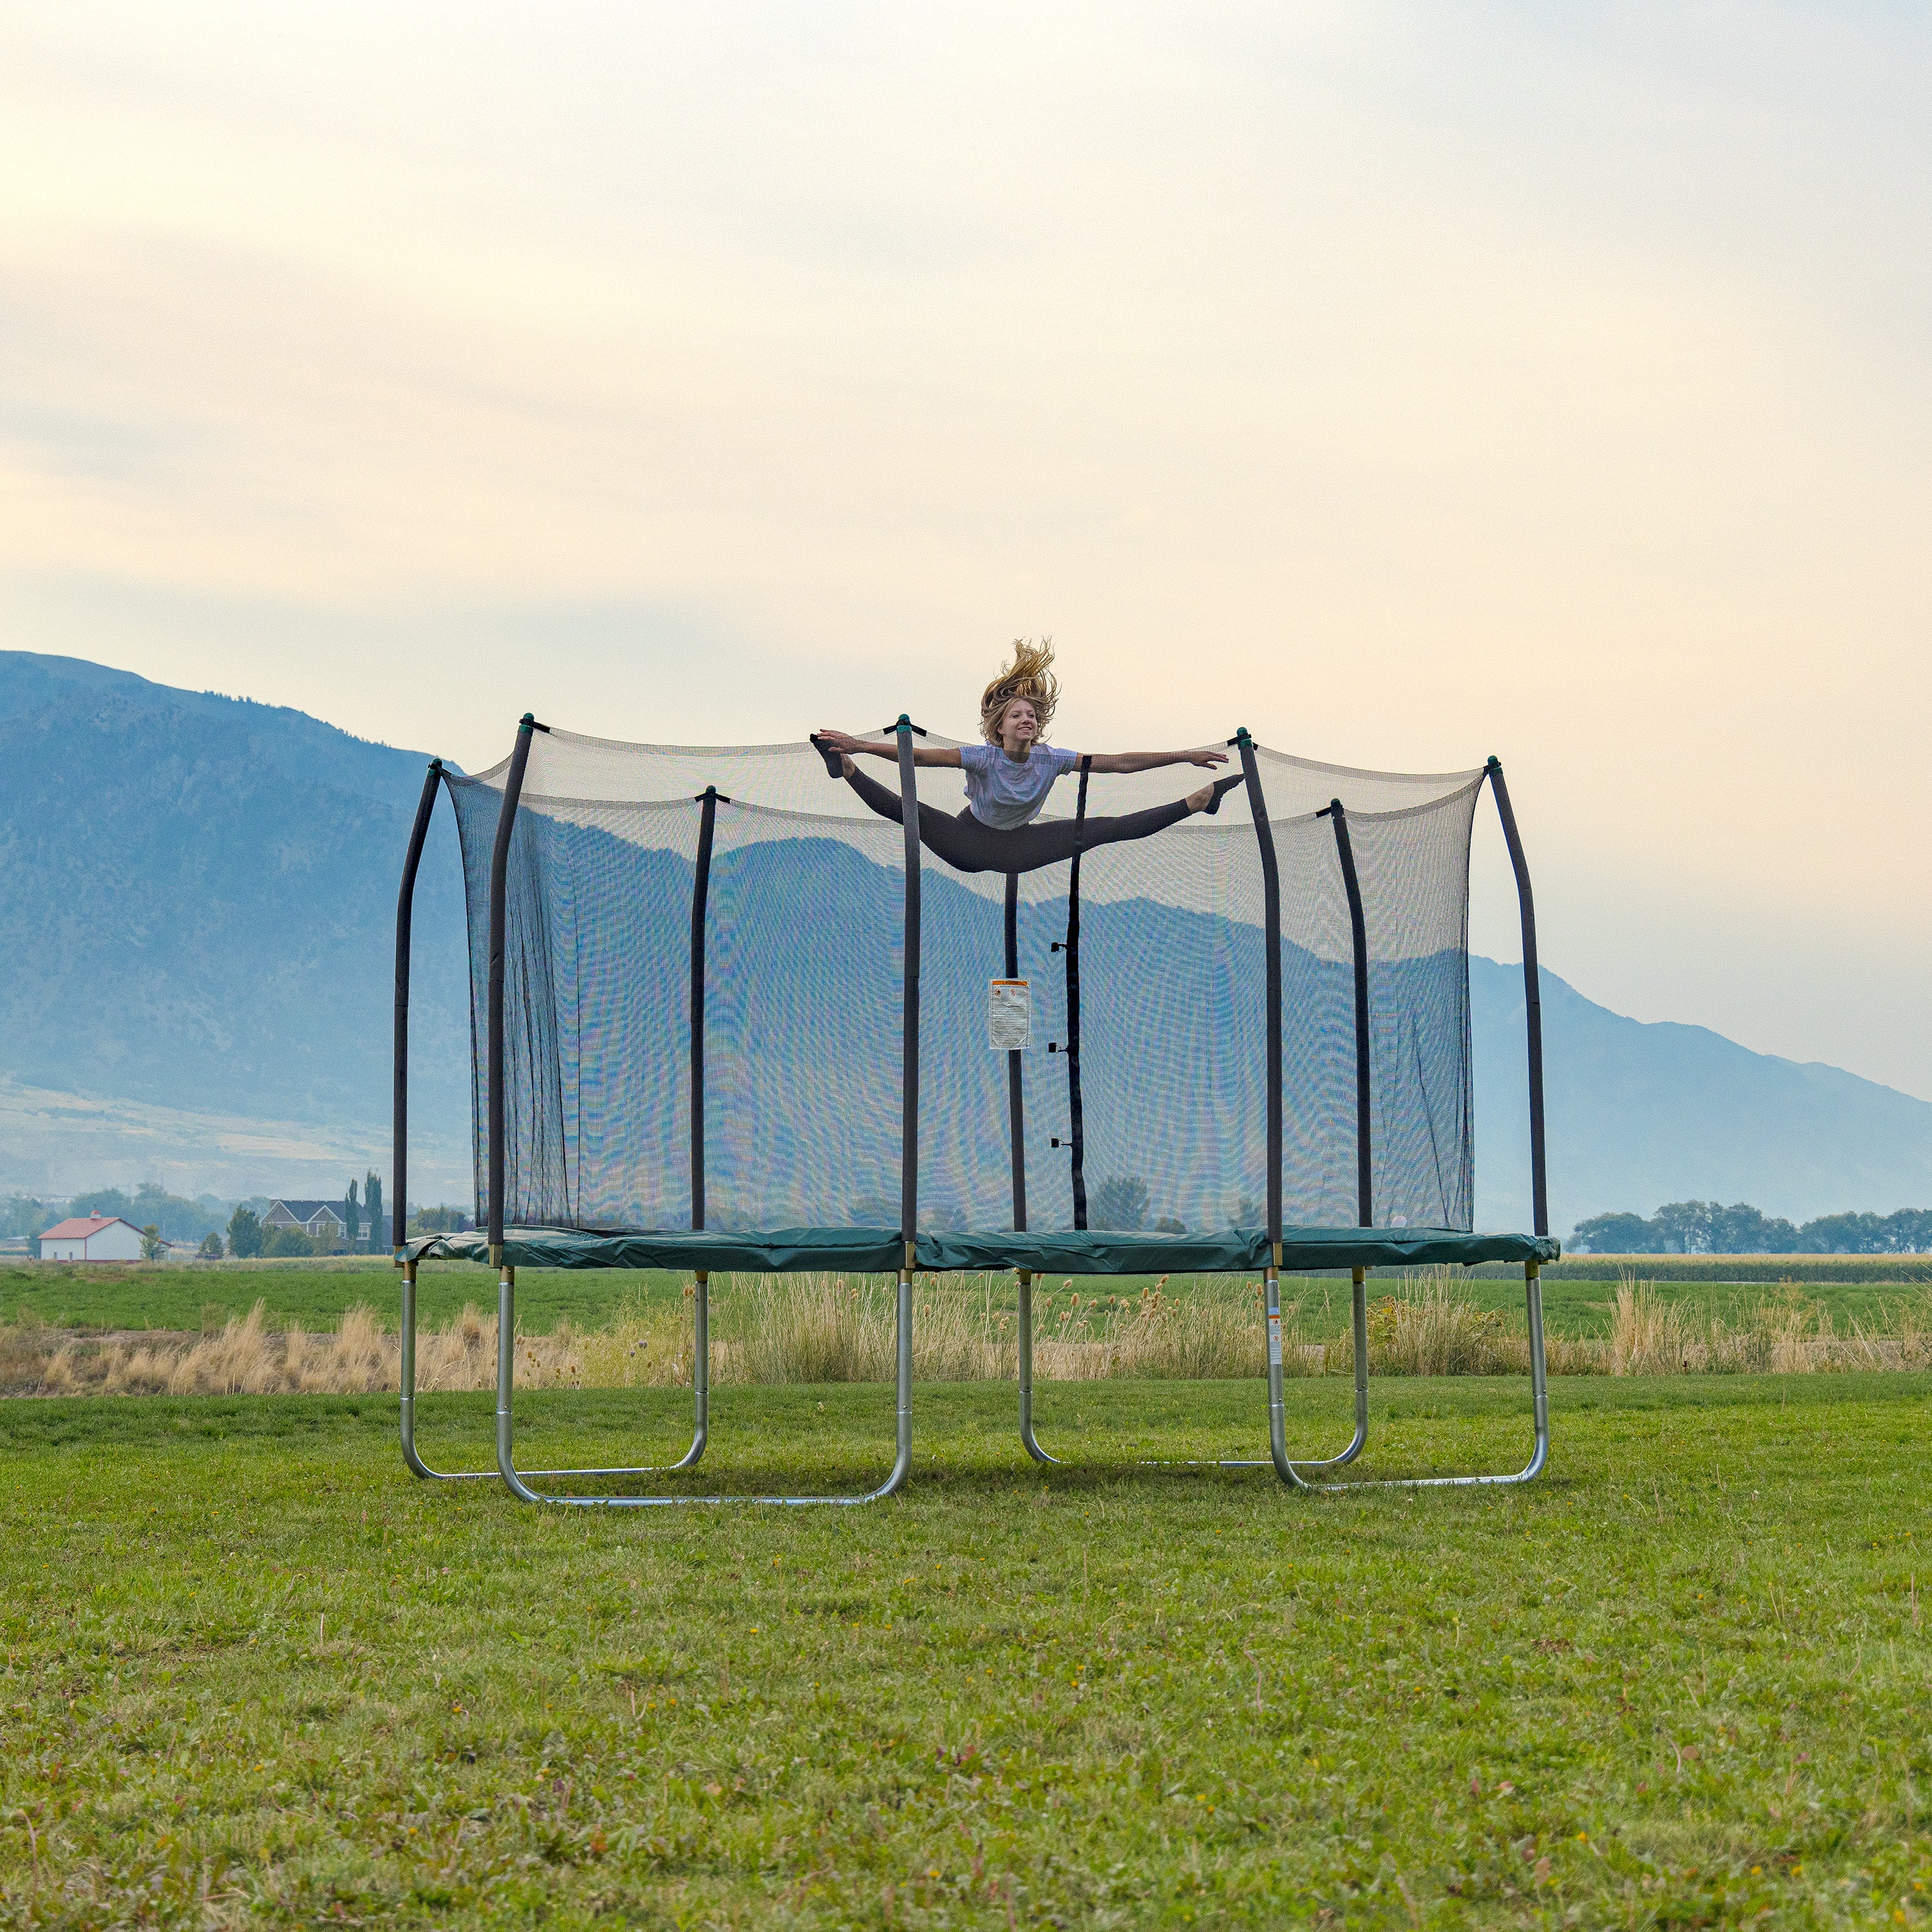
[4,3,1929,1092]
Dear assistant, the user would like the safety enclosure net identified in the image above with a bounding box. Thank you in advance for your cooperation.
[433,724,1522,1264]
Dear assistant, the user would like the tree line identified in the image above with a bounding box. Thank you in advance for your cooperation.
[1571,1200,1932,1255]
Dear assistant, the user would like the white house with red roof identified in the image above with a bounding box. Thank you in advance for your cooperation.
[39,1214,145,1262]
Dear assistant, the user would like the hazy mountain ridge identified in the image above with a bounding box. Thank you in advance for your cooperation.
[4,650,1929,1235]
[1470,960,1932,1231]
[0,652,470,1153]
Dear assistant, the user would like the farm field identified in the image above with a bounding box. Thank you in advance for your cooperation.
[2,1374,1927,1927]
[6,1260,1927,1345]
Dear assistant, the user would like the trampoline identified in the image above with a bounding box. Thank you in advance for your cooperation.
[393,716,1557,1505]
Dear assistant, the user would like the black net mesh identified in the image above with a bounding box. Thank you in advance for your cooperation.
[445,728,1484,1238]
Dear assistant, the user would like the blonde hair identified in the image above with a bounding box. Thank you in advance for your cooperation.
[980,638,1060,744]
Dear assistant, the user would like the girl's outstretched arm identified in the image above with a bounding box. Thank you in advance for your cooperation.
[815,728,963,768]
[1083,746,1229,775]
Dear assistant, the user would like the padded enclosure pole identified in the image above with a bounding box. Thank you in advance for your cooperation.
[487,716,539,1262]
[1326,800,1374,1227]
[1485,758,1548,1238]
[393,759,444,1265]
[1064,757,1092,1230]
[689,786,719,1231]
[1004,871,1027,1232]
[1235,732,1282,1253]
[896,718,922,1265]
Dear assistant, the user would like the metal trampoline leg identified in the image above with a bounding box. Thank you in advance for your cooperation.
[1286,1267,1370,1472]
[494,1267,915,1508]
[1264,1265,1312,1490]
[672,1270,710,1471]
[1300,1261,1550,1490]
[1019,1266,1289,1474]
[1017,1271,1060,1465]
[400,1263,716,1482]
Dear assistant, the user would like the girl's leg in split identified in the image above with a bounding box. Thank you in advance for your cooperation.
[818,740,1246,876]
[829,757,999,873]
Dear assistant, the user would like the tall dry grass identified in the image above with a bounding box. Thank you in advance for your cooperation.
[1604,1274,1932,1374]
[3,1273,1929,1398]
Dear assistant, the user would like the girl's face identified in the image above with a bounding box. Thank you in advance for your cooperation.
[999,697,1039,753]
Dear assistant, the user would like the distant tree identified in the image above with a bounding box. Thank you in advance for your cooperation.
[364,1171,385,1253]
[1235,1197,1263,1227]
[1569,1211,1657,1255]
[344,1180,361,1249]
[849,1195,900,1227]
[1881,1209,1932,1253]
[1794,1211,1889,1255]
[139,1223,165,1262]
[1700,1202,1798,1254]
[1089,1175,1150,1233]
[1,1196,53,1239]
[261,1226,317,1258]
[227,1206,264,1259]
[1154,1216,1186,1235]
[196,1231,225,1260]
[75,1184,224,1244]
[412,1206,473,1235]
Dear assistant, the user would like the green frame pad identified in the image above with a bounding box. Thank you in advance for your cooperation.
[404,1225,1560,1275]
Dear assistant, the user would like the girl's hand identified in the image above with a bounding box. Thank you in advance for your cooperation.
[1189,749,1231,768]
[816,728,867,754]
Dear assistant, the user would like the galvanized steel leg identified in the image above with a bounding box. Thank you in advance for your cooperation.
[1264,1265,1312,1490]
[1012,1260,1283,1468]
[399,1262,714,1482]
[494,1267,915,1508]
[1300,1260,1549,1490]
[1285,1266,1370,1472]
[1016,1271,1060,1465]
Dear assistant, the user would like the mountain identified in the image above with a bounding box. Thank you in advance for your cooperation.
[0,652,473,1197]
[1470,959,1932,1233]
[3,650,1929,1233]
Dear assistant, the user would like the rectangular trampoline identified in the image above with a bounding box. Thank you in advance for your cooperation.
[393,717,1558,1505]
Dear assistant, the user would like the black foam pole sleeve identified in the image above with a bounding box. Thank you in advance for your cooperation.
[1065,757,1092,1231]
[689,788,719,1231]
[1486,759,1548,1238]
[393,760,444,1256]
[1238,734,1283,1245]
[1329,799,1373,1228]
[488,717,538,1252]
[896,720,922,1256]
[1004,871,1028,1231]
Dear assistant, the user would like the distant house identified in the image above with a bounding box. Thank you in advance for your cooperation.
[263,1200,348,1248]
[39,1214,145,1263]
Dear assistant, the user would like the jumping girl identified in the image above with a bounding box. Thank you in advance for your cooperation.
[813,641,1242,875]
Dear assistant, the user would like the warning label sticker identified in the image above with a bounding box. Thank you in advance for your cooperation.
[989,979,1032,1051]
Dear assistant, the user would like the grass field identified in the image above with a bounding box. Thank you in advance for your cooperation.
[9,1260,1930,1345]
[3,1374,1928,1927]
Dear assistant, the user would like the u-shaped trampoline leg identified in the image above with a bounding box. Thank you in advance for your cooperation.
[400,1263,714,1482]
[1298,1262,1550,1490]
[1285,1267,1370,1472]
[1265,1266,1312,1490]
[1017,1271,1060,1465]
[1018,1264,1308,1475]
[494,1266,914,1507]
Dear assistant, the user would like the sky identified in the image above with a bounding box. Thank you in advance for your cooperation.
[4,3,1929,1096]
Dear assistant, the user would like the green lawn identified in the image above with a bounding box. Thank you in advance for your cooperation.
[10,1259,1927,1349]
[2,1374,1928,1927]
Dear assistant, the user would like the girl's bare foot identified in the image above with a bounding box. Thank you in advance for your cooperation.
[841,752,857,777]
[1186,782,1212,812]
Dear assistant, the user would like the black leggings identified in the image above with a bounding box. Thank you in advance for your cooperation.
[838,764,1246,876]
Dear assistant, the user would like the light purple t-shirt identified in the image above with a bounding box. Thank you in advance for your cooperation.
[959,743,1082,829]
